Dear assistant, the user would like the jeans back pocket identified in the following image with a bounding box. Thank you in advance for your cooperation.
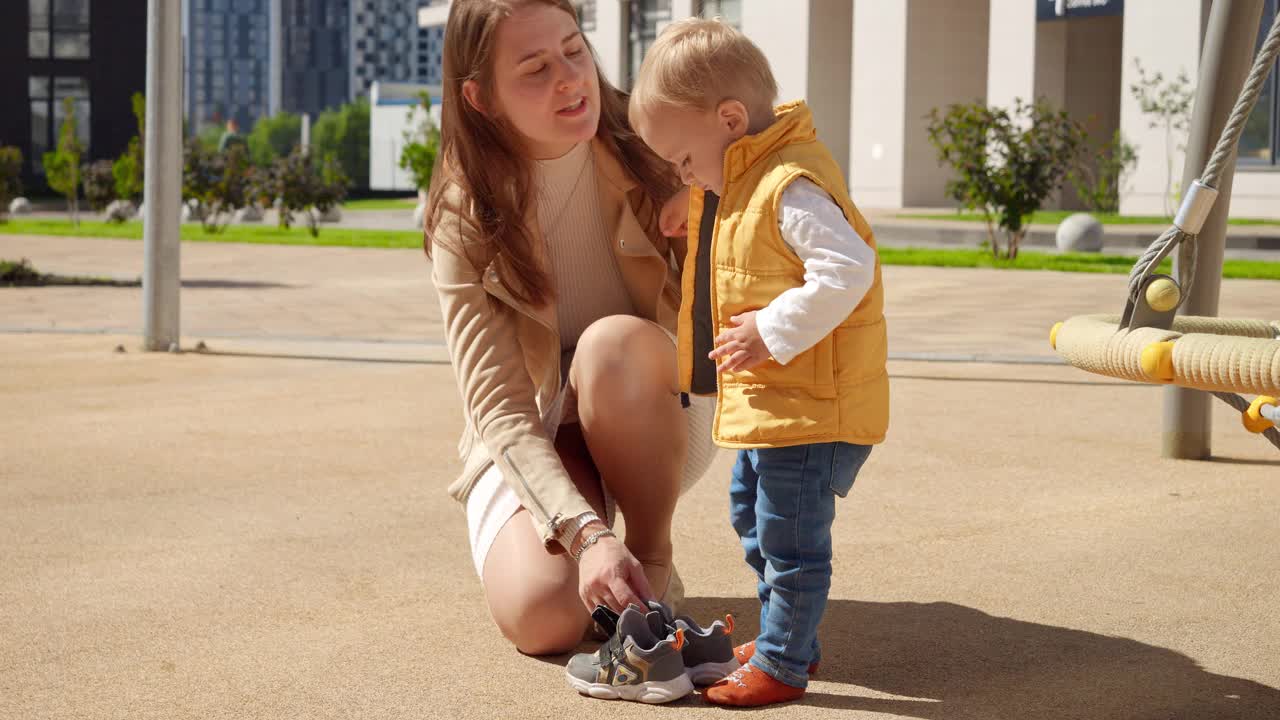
[829,443,872,498]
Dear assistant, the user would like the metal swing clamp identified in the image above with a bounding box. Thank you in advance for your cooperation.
[1173,180,1220,236]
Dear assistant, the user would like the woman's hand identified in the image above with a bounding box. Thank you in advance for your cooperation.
[660,186,691,238]
[576,526,654,612]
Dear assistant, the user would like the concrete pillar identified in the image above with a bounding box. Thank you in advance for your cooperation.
[850,1,907,208]
[852,0,988,209]
[988,0,1039,111]
[587,0,626,88]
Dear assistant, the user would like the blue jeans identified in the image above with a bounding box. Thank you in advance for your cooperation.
[729,442,872,688]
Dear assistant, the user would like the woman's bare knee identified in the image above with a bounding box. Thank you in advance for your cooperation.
[572,316,677,402]
[491,576,586,655]
[483,511,588,655]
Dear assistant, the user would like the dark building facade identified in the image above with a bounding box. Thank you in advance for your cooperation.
[0,0,147,191]
[186,0,274,133]
[280,0,350,117]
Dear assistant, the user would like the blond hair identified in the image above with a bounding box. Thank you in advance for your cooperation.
[629,17,778,128]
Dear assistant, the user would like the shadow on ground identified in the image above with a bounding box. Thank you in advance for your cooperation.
[667,597,1280,719]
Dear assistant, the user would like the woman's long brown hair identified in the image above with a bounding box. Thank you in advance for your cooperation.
[424,0,678,307]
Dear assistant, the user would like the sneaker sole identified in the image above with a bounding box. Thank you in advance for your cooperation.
[566,672,694,704]
[686,658,742,686]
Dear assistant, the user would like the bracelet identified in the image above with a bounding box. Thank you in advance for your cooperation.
[555,511,602,550]
[572,528,616,562]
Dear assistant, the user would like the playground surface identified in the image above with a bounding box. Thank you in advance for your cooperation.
[3,234,1279,719]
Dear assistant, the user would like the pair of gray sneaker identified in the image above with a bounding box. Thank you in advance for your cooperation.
[565,602,739,703]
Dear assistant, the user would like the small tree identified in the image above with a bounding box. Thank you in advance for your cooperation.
[1069,129,1138,214]
[1130,59,1194,217]
[399,91,440,193]
[257,148,348,237]
[0,146,23,223]
[43,97,84,225]
[81,159,117,212]
[312,98,371,189]
[113,92,146,202]
[927,98,1087,259]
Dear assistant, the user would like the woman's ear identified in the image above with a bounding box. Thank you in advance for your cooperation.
[462,80,488,117]
[716,99,750,141]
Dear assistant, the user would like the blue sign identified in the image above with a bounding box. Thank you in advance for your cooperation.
[1037,0,1125,21]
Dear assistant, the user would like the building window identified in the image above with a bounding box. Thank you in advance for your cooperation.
[696,0,741,28]
[1242,0,1278,166]
[29,75,91,175]
[29,0,91,59]
[625,0,670,88]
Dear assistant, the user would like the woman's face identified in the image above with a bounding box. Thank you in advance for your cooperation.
[473,2,601,159]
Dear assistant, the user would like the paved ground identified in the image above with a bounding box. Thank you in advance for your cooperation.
[2,233,1278,719]
[4,233,1280,358]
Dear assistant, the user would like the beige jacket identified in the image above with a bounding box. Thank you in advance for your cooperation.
[430,139,684,549]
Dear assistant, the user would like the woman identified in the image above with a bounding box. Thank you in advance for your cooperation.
[425,0,716,656]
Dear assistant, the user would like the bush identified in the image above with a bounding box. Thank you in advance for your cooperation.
[927,98,1087,259]
[0,146,23,222]
[1069,129,1137,214]
[81,159,117,212]
[312,98,370,189]
[399,91,440,193]
[258,148,348,237]
[1,258,42,285]
[43,97,84,225]
[183,141,253,233]
[248,112,301,167]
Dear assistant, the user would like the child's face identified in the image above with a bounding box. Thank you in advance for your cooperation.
[638,101,749,196]
[470,3,601,159]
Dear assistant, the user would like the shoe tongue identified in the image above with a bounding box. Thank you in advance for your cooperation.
[644,610,667,640]
[617,606,656,645]
[646,600,675,626]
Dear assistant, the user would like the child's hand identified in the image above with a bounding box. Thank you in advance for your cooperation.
[660,187,690,237]
[710,312,771,373]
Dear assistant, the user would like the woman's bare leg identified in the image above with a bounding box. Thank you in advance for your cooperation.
[570,315,688,598]
[481,424,605,655]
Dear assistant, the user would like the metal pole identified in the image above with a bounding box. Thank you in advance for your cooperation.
[142,0,183,352]
[1163,0,1267,459]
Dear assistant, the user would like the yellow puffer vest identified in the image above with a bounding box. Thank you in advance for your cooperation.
[680,101,889,448]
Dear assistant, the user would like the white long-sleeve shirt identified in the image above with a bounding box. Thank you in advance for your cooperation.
[754,178,877,366]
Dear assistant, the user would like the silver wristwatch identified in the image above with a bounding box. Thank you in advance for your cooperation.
[555,511,603,550]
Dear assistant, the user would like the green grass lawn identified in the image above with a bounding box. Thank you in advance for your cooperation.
[4,218,1279,279]
[898,210,1280,227]
[342,197,418,211]
[878,247,1280,280]
[0,218,423,249]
